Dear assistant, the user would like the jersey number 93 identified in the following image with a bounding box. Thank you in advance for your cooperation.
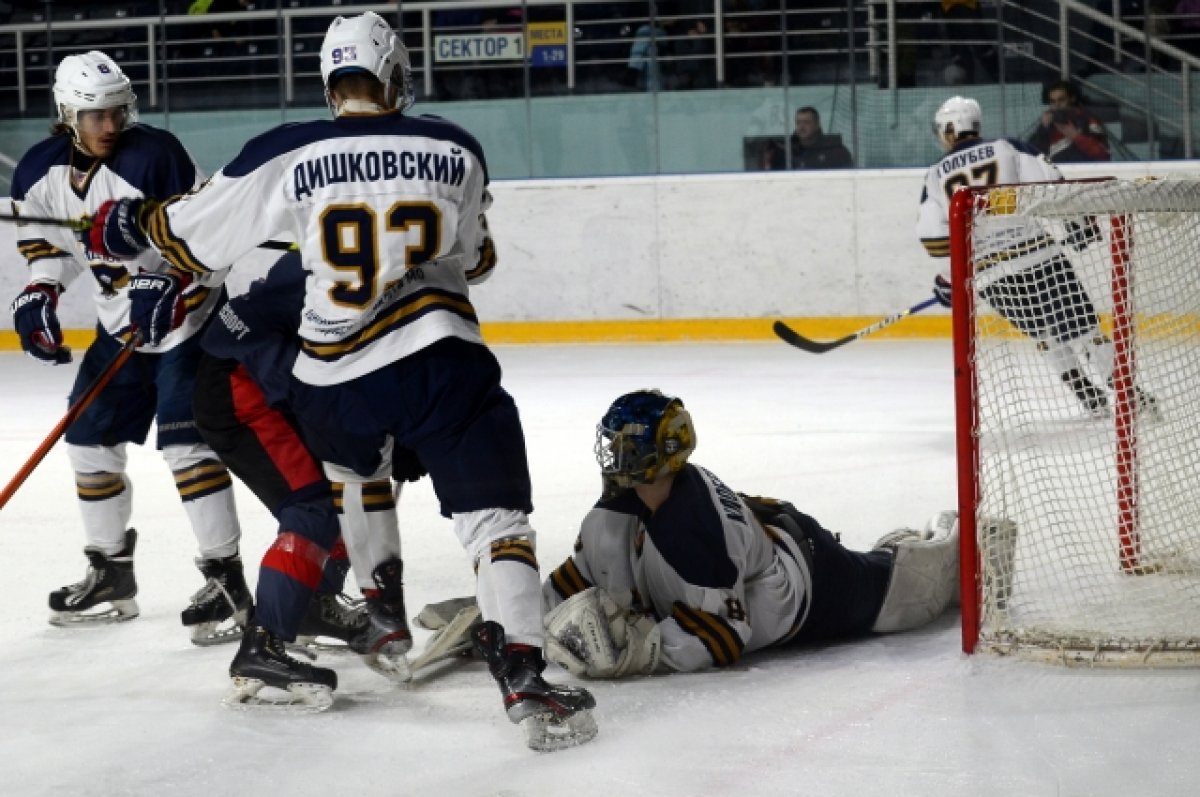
[321,201,442,308]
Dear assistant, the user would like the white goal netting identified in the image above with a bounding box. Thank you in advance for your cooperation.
[954,177,1200,666]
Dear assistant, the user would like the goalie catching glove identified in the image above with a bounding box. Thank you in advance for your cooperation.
[544,587,662,679]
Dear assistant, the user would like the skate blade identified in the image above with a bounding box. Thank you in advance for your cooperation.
[49,598,140,627]
[292,635,357,655]
[363,646,413,684]
[223,677,334,713]
[520,709,599,753]
[187,612,248,647]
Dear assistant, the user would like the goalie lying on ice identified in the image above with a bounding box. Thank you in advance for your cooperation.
[540,389,961,678]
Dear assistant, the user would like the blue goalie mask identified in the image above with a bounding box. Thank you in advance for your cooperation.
[595,389,697,491]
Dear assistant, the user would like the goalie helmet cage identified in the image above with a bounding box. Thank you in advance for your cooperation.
[950,177,1200,667]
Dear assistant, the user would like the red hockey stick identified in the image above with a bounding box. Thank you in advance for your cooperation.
[0,333,140,511]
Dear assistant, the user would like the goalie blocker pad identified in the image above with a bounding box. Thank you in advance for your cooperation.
[870,512,961,633]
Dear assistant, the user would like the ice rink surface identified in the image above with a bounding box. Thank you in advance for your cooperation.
[0,340,1196,796]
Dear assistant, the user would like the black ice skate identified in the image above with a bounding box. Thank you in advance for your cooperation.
[49,528,139,626]
[181,553,253,646]
[225,621,337,712]
[293,592,367,651]
[1062,368,1108,418]
[472,620,598,752]
[1106,376,1161,422]
[348,559,413,683]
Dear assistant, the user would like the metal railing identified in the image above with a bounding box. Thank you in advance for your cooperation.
[0,1,872,113]
[2,1,1196,160]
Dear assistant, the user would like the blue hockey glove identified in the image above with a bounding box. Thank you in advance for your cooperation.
[128,271,189,346]
[933,273,953,308]
[10,283,72,365]
[87,198,152,260]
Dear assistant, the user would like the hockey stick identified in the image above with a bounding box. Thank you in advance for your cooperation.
[0,332,140,511]
[772,297,942,354]
[0,213,92,232]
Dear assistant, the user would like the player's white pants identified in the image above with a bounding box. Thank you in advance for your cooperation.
[324,451,401,591]
[166,443,241,560]
[455,508,544,648]
[68,443,132,554]
[67,442,240,558]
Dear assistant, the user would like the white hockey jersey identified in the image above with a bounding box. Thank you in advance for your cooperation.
[9,126,222,352]
[141,110,492,386]
[916,136,1067,289]
[543,464,812,673]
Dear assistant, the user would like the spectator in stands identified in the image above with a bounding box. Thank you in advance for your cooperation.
[938,0,997,85]
[627,18,668,90]
[188,0,251,64]
[1028,80,1111,163]
[1174,0,1200,57]
[762,107,854,170]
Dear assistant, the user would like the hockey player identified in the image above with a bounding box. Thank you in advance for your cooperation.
[83,12,596,750]
[7,50,248,643]
[535,389,960,678]
[919,96,1156,419]
[195,250,431,709]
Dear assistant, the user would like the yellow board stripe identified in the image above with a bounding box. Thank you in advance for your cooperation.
[672,603,744,667]
[25,312,1200,350]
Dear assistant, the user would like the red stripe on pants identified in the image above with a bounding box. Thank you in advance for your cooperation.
[229,365,323,492]
[261,531,328,590]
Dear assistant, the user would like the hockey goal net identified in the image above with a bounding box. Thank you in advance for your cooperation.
[951,177,1200,666]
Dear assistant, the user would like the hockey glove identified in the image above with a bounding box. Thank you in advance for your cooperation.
[544,587,661,679]
[932,273,953,308]
[607,610,663,678]
[1062,216,1102,251]
[88,197,152,260]
[10,283,72,365]
[128,270,190,346]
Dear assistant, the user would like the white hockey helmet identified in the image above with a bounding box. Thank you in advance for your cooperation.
[53,51,138,137]
[320,12,414,113]
[933,96,982,142]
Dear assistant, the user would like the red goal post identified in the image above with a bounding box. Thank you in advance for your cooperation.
[950,177,1200,666]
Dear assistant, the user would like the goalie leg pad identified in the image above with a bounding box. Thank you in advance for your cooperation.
[871,512,960,633]
[414,596,478,630]
[979,517,1018,617]
[408,603,482,672]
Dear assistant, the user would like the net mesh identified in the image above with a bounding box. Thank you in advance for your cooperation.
[963,177,1200,665]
